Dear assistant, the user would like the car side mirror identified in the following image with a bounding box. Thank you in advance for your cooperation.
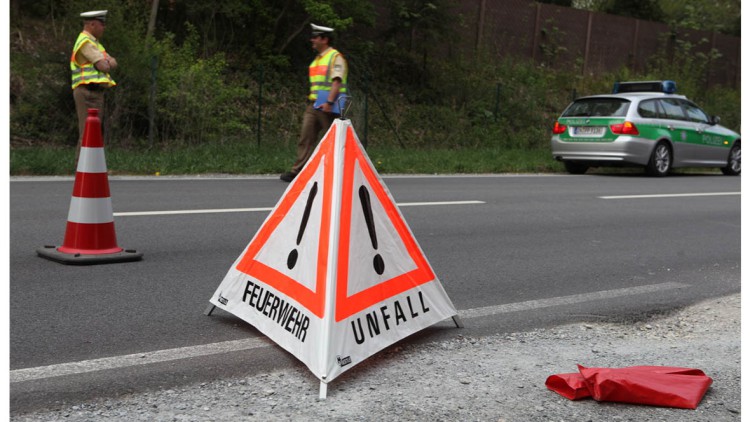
[710,115,721,125]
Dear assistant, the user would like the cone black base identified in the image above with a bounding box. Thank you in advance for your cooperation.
[37,246,143,265]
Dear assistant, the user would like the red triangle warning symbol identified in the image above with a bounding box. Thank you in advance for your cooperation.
[334,124,436,321]
[234,127,336,318]
[209,119,458,391]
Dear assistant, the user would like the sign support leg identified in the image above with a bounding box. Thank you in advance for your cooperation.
[452,315,464,328]
[319,381,328,400]
[204,304,216,316]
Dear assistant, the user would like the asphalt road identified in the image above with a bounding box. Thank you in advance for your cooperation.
[9,173,741,412]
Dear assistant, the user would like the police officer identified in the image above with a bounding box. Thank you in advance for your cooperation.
[71,10,117,161]
[280,23,348,182]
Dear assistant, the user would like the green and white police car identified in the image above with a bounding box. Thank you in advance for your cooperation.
[551,80,740,176]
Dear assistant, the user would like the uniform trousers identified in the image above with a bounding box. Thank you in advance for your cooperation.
[73,85,105,162]
[292,103,336,174]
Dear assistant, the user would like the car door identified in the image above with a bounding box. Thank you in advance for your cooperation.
[681,100,728,165]
[657,98,694,166]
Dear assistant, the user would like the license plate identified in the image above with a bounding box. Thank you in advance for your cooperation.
[573,126,605,136]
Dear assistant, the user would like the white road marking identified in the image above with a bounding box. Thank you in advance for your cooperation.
[599,192,740,200]
[458,281,689,319]
[395,200,485,207]
[9,281,688,384]
[9,338,271,384]
[113,201,485,217]
[115,207,273,217]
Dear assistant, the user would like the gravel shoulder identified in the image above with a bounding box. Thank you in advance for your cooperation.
[11,293,740,421]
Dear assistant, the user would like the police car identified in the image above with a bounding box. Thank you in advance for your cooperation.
[551,81,740,176]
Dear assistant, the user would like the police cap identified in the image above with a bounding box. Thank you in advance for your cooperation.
[81,10,108,22]
[311,23,334,37]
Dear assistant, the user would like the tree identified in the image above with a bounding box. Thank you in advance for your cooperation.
[600,0,664,21]
[539,0,574,6]
[148,0,374,69]
[146,0,159,41]
[660,0,740,35]
[573,0,740,35]
[374,0,459,58]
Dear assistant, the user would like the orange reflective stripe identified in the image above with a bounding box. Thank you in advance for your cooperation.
[309,49,342,100]
[310,65,327,76]
[70,32,116,89]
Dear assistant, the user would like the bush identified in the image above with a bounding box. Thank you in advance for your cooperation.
[151,26,252,144]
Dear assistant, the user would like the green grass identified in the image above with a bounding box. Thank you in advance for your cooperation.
[10,141,724,177]
[366,147,563,174]
[9,141,564,176]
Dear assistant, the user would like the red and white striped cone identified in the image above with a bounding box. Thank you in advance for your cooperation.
[37,108,143,265]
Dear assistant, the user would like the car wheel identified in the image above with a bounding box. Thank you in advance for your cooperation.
[645,142,671,177]
[721,143,740,176]
[564,161,589,175]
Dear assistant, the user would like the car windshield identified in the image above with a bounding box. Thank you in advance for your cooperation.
[562,98,630,117]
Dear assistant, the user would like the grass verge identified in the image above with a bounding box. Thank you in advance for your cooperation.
[10,142,565,176]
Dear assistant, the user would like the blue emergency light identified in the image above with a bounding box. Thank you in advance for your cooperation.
[612,80,677,94]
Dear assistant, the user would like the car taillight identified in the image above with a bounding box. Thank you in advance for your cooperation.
[553,121,567,134]
[610,121,639,135]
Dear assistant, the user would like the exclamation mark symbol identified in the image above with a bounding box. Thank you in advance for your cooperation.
[287,182,318,270]
[359,185,385,275]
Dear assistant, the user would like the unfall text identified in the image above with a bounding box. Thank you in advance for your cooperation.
[350,291,430,345]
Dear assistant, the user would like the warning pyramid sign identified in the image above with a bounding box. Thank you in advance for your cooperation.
[208,119,459,395]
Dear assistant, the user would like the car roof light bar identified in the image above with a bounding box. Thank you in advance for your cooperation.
[612,80,677,94]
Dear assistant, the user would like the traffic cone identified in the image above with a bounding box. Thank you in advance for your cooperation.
[37,108,143,265]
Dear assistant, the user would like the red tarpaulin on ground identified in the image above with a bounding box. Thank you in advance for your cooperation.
[546,365,713,409]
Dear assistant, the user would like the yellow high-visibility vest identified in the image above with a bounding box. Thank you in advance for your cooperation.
[308,48,347,101]
[70,32,116,89]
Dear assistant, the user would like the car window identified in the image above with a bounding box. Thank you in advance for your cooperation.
[681,100,710,123]
[637,99,662,118]
[658,98,687,120]
[562,98,630,117]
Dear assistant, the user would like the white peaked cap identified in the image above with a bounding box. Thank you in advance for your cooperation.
[80,10,108,21]
[311,23,334,35]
